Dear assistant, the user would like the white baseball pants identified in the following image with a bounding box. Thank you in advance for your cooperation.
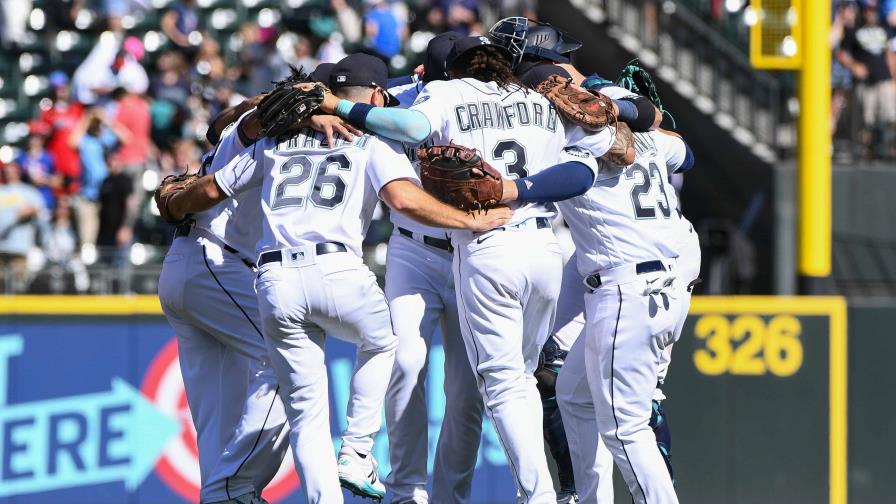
[158,236,290,503]
[451,225,562,504]
[563,262,686,504]
[384,232,483,504]
[255,249,397,504]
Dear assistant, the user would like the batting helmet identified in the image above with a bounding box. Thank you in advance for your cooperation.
[523,22,582,64]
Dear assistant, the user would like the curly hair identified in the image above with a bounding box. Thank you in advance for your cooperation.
[450,46,525,91]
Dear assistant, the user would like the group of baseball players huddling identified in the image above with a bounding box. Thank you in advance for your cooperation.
[155,15,699,504]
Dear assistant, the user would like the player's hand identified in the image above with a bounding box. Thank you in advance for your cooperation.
[466,206,513,231]
[499,178,518,204]
[296,82,341,114]
[305,114,363,147]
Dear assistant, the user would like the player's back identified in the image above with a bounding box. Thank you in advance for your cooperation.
[411,78,569,226]
[256,128,404,257]
[191,112,262,258]
[559,131,684,276]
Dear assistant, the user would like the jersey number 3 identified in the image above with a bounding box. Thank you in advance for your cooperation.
[272,153,351,210]
[492,140,528,179]
[626,162,671,219]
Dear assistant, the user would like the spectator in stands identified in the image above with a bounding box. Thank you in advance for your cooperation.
[0,0,31,50]
[161,0,200,55]
[364,0,403,59]
[332,0,363,44]
[39,71,83,195]
[44,194,89,293]
[70,107,130,246]
[441,0,481,35]
[832,1,859,136]
[0,160,47,292]
[289,34,320,75]
[72,34,149,106]
[149,50,191,149]
[96,153,134,265]
[16,124,59,209]
[882,0,896,31]
[839,0,896,157]
[112,80,153,210]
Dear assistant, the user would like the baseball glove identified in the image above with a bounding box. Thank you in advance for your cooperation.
[536,74,616,130]
[616,59,676,128]
[154,172,200,224]
[417,144,503,211]
[257,82,329,138]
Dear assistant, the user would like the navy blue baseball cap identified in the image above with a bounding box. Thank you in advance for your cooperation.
[447,35,513,71]
[329,53,399,106]
[423,31,461,82]
[310,62,335,84]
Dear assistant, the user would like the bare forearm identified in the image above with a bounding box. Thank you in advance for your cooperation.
[167,176,228,218]
[386,184,476,228]
[605,122,635,166]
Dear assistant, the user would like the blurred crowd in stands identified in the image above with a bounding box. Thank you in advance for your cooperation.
[831,0,896,160]
[0,0,538,294]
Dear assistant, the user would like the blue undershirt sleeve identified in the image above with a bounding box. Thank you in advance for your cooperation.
[513,161,596,203]
[676,142,695,173]
[336,99,431,144]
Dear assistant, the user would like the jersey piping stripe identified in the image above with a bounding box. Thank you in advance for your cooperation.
[609,285,648,502]
[224,384,281,500]
[202,245,275,498]
[201,246,264,340]
[453,250,528,501]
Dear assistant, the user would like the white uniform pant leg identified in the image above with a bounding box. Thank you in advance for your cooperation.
[452,228,561,504]
[312,256,398,456]
[431,257,484,504]
[550,253,587,352]
[555,332,614,504]
[384,236,444,503]
[657,228,700,394]
[255,262,342,504]
[585,276,682,504]
[159,239,289,502]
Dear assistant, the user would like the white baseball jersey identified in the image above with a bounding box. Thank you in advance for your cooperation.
[557,130,691,277]
[191,110,263,258]
[410,78,615,227]
[387,81,449,238]
[214,128,418,257]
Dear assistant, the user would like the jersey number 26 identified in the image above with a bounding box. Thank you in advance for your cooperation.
[272,154,351,210]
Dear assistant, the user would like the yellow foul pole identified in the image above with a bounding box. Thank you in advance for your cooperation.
[798,0,832,286]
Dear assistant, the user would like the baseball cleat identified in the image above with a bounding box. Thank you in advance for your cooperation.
[556,491,579,504]
[338,447,386,501]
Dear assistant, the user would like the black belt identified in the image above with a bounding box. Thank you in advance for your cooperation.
[584,260,667,289]
[175,224,254,269]
[397,227,453,252]
[257,242,347,266]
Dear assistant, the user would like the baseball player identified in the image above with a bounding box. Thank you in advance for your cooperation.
[383,32,486,504]
[493,19,672,502]
[157,96,290,504]
[161,53,512,503]
[315,37,621,501]
[551,119,695,504]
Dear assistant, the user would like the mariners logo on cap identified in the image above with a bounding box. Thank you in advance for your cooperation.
[479,36,491,44]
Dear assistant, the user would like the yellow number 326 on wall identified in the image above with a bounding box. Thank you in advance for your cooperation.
[693,314,804,377]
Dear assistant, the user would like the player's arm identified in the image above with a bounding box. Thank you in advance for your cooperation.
[164,142,265,221]
[604,122,636,166]
[207,93,265,144]
[371,138,511,231]
[655,129,695,174]
[500,151,597,204]
[313,81,453,144]
[380,180,512,231]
